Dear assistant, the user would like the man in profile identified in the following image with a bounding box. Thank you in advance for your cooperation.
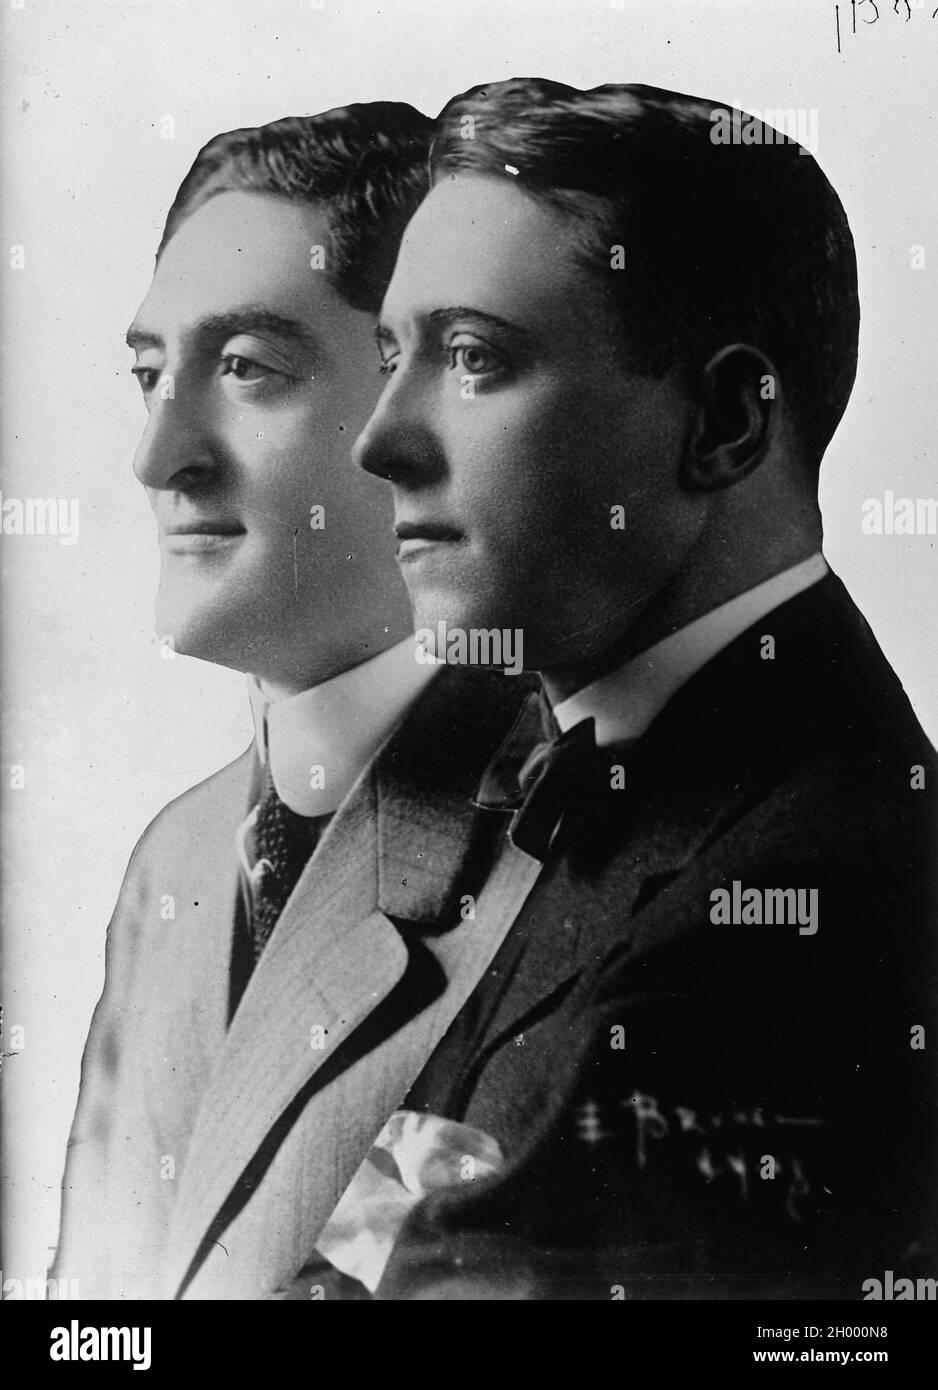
[355,79,938,1299]
[52,105,539,1300]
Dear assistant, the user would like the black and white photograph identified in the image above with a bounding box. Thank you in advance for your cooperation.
[2,0,936,1356]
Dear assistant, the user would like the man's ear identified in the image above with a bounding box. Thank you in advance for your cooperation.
[682,343,780,492]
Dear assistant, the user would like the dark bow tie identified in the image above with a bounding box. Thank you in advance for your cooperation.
[474,691,600,861]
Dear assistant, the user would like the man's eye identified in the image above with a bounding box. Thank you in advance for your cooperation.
[450,340,500,376]
[378,356,398,378]
[131,365,161,394]
[220,353,273,382]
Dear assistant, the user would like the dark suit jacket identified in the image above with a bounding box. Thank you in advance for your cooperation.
[375,575,938,1300]
[52,665,540,1299]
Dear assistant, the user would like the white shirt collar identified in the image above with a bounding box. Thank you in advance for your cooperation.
[247,636,438,816]
[552,553,829,747]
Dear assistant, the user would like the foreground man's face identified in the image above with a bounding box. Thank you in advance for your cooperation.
[129,191,407,692]
[355,174,702,672]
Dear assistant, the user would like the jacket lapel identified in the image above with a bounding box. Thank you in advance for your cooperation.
[472,575,862,1056]
[469,740,736,1060]
[162,666,541,1297]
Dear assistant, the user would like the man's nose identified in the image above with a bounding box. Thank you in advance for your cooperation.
[132,381,219,492]
[352,373,446,490]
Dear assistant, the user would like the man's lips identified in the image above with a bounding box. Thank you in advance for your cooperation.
[159,520,247,553]
[162,520,246,535]
[394,520,464,559]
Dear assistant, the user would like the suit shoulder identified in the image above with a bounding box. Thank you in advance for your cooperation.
[126,745,255,872]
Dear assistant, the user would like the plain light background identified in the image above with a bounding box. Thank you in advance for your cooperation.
[1,0,935,1287]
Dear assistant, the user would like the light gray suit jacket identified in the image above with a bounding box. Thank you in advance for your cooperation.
[52,666,540,1299]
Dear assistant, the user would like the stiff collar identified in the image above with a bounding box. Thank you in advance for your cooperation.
[247,637,438,816]
[552,553,829,748]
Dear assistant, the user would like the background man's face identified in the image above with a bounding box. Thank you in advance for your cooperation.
[355,175,704,671]
[130,191,408,691]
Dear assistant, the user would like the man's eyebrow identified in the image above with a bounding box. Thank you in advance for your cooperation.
[375,306,532,348]
[125,324,162,351]
[426,307,531,341]
[125,306,320,354]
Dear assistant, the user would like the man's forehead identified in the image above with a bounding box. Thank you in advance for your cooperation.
[383,174,595,329]
[135,191,338,331]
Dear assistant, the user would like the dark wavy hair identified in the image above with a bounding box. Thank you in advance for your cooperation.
[431,79,860,464]
[158,103,433,314]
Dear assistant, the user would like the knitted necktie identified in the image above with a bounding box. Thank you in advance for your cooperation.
[249,763,324,959]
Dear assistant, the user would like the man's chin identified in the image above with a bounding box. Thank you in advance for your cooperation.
[153,602,245,669]
[408,599,530,665]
